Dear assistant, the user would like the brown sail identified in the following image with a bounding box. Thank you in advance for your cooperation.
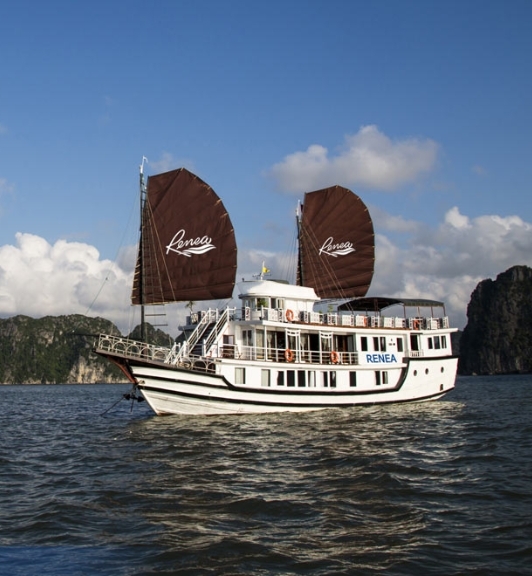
[131,168,237,304]
[298,185,374,299]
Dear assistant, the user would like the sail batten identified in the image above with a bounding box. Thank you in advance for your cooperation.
[131,168,237,305]
[298,185,374,299]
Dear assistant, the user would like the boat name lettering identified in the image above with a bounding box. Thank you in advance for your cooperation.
[166,229,216,257]
[319,237,356,257]
[366,353,397,363]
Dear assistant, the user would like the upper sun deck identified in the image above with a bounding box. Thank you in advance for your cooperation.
[238,279,320,313]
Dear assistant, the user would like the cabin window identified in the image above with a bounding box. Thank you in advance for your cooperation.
[308,371,316,387]
[441,335,447,349]
[410,334,420,352]
[397,338,404,352]
[349,372,357,387]
[434,336,441,350]
[330,371,337,388]
[235,368,246,384]
[382,371,389,384]
[428,337,434,349]
[277,371,285,386]
[323,372,329,387]
[298,370,306,387]
[361,337,368,352]
[373,336,386,351]
[287,370,296,387]
[242,329,252,347]
[375,371,381,386]
[261,369,270,387]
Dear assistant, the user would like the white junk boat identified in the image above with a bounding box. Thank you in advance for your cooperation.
[95,164,458,415]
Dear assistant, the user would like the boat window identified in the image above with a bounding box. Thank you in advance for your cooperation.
[373,336,386,351]
[242,329,252,347]
[349,372,357,387]
[323,372,329,387]
[434,336,441,349]
[330,371,336,388]
[375,371,381,386]
[428,337,434,349]
[287,370,295,387]
[261,369,270,387]
[382,371,388,384]
[256,330,265,360]
[298,370,306,387]
[441,335,447,349]
[235,367,245,384]
[277,371,285,386]
[397,337,404,352]
[410,334,420,352]
[308,371,316,387]
[361,337,368,351]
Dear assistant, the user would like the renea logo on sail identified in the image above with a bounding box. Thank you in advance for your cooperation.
[319,236,356,257]
[166,229,216,257]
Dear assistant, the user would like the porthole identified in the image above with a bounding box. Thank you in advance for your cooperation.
[441,366,444,373]
[425,368,429,375]
[413,370,417,376]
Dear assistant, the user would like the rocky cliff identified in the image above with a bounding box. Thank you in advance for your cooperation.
[459,265,532,375]
[0,314,173,384]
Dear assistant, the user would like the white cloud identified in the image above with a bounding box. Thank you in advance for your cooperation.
[0,233,136,333]
[148,152,195,174]
[371,207,532,327]
[269,125,438,193]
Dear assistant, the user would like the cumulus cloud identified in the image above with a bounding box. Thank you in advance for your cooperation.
[0,233,136,332]
[371,207,532,327]
[269,125,438,193]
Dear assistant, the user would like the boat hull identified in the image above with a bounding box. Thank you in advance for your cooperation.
[129,356,458,416]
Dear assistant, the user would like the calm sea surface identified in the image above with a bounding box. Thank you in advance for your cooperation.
[1,376,531,575]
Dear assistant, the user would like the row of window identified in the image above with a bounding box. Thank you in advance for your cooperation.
[234,368,390,388]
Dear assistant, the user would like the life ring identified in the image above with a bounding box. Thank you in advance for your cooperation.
[330,350,339,364]
[285,309,295,322]
[413,319,421,330]
[284,348,294,362]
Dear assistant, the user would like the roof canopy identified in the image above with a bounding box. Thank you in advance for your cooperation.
[338,297,445,312]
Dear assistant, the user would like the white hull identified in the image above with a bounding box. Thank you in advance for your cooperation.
[130,355,457,416]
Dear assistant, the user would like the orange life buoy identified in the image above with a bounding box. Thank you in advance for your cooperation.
[284,348,294,362]
[330,350,339,364]
[285,309,295,322]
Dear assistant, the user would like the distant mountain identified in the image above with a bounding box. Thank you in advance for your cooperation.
[0,315,172,385]
[459,265,532,375]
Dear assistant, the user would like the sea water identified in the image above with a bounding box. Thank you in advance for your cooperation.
[0,376,531,575]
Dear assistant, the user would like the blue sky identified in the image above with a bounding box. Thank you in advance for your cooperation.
[1,0,531,333]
